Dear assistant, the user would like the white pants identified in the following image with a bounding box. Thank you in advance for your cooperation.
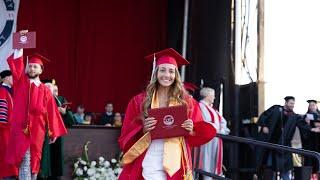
[142,139,166,180]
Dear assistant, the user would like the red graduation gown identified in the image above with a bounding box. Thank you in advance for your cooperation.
[0,85,18,178]
[118,93,216,180]
[6,55,67,173]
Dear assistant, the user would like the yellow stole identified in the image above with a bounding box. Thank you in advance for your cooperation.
[122,92,192,179]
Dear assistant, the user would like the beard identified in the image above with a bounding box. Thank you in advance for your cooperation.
[27,73,39,79]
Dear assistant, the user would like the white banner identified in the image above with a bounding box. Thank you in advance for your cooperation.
[0,0,20,71]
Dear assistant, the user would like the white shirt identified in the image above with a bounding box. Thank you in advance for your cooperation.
[30,79,41,87]
[142,139,166,180]
[2,83,11,88]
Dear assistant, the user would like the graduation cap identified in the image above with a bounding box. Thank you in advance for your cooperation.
[0,70,12,79]
[27,53,50,66]
[144,48,189,80]
[183,82,198,93]
[307,99,319,104]
[144,48,189,67]
[25,53,50,73]
[284,96,295,101]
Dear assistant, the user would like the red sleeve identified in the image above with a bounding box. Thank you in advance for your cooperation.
[46,89,67,138]
[118,95,144,152]
[7,54,25,84]
[186,97,216,147]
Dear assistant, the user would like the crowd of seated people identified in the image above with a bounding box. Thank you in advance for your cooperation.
[72,102,123,127]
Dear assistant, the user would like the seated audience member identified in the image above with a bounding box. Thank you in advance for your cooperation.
[113,112,122,127]
[83,113,93,125]
[99,102,114,126]
[73,105,85,124]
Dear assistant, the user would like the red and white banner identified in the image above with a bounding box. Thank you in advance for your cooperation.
[0,0,20,71]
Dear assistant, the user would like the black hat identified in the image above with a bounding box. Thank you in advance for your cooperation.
[284,96,295,101]
[0,70,12,79]
[42,79,56,85]
[307,99,319,104]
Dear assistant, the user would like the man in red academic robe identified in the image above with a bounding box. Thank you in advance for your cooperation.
[6,44,67,179]
[0,70,18,179]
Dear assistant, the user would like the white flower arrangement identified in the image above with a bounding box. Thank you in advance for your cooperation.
[73,141,123,180]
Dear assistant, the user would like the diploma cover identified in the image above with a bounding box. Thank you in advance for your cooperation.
[148,105,189,139]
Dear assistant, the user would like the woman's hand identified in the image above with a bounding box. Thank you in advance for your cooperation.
[143,117,157,134]
[181,119,194,132]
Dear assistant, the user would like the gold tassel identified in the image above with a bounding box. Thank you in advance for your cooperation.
[184,170,193,180]
[181,138,193,180]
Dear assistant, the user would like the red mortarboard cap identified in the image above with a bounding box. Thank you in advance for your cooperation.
[144,48,189,67]
[183,82,198,92]
[28,53,50,66]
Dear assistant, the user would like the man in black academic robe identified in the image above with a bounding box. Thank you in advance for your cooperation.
[299,100,320,176]
[256,96,320,180]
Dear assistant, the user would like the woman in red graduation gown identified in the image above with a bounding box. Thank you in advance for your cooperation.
[118,48,216,180]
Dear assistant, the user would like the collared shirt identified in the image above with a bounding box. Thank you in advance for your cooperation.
[30,79,41,87]
[2,83,11,88]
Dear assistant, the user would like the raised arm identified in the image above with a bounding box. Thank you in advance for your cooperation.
[7,49,25,84]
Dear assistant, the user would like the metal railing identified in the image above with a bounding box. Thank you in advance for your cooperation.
[194,133,320,179]
[217,133,320,173]
[194,169,232,180]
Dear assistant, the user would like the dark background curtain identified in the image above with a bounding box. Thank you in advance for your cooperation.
[167,0,239,178]
[17,0,168,113]
[167,0,233,120]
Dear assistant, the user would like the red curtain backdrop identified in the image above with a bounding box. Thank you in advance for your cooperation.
[17,0,167,113]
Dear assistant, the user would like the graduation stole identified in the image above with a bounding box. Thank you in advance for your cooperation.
[122,91,192,179]
[202,102,223,175]
[202,102,222,129]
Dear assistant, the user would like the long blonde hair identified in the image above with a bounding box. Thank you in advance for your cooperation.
[142,67,188,117]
